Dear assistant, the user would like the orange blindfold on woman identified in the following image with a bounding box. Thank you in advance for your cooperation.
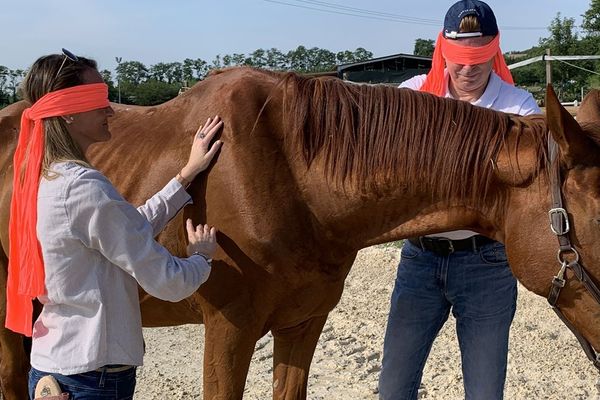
[420,31,514,96]
[7,83,109,336]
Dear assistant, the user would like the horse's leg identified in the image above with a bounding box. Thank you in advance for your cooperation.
[0,330,28,399]
[271,314,329,400]
[0,251,29,399]
[202,314,260,400]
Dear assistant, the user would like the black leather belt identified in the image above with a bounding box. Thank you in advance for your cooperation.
[408,235,495,256]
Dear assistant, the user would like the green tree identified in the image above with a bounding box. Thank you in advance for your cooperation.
[8,69,24,103]
[304,47,336,72]
[100,69,119,103]
[414,39,435,57]
[211,55,222,69]
[183,58,208,80]
[149,62,170,82]
[100,69,113,86]
[336,50,355,64]
[582,0,600,35]
[116,61,148,85]
[541,13,578,55]
[352,47,373,61]
[250,49,268,68]
[542,14,587,100]
[287,45,310,72]
[335,48,373,65]
[164,62,183,84]
[134,80,179,105]
[265,48,287,70]
[182,58,195,84]
[231,53,247,66]
[0,66,9,106]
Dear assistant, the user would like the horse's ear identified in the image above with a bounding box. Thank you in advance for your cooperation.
[545,84,600,168]
[576,89,600,125]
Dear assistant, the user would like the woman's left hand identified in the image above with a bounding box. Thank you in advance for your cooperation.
[180,116,224,182]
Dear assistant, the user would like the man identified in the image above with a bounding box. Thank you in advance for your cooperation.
[379,1,540,399]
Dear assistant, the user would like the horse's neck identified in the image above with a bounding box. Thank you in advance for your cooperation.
[291,122,548,253]
[277,78,531,251]
[294,172,506,253]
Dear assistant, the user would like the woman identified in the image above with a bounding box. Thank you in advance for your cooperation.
[7,51,223,398]
[379,1,540,399]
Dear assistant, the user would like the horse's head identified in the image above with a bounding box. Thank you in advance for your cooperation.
[546,85,600,270]
[497,86,600,361]
[524,86,600,355]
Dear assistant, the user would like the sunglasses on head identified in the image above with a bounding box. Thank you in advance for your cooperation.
[55,48,79,79]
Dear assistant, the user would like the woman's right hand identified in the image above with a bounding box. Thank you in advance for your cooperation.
[186,219,217,259]
[179,116,224,183]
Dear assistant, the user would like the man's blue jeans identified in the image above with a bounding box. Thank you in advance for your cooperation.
[29,365,136,400]
[379,239,517,400]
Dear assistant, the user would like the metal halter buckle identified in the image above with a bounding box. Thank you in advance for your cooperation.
[552,261,568,288]
[548,208,570,235]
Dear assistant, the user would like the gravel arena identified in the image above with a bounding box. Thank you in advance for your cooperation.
[135,246,600,400]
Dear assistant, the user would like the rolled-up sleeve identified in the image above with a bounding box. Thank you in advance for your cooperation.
[65,170,210,302]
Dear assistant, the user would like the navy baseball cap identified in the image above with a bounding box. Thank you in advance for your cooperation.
[443,0,498,39]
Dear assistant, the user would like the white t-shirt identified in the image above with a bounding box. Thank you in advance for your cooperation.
[400,71,541,240]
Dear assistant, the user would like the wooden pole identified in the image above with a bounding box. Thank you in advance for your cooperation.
[545,48,552,85]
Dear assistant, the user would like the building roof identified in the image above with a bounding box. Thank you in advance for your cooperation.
[337,53,432,85]
[337,53,432,71]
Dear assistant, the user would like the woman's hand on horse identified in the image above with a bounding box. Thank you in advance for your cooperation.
[180,116,224,181]
[185,219,217,258]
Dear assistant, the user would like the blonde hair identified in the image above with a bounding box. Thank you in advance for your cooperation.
[21,54,98,178]
[41,119,89,178]
[459,15,482,33]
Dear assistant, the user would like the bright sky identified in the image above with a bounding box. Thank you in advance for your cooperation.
[1,0,591,72]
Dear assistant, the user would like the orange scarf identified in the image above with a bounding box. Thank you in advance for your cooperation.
[420,31,514,96]
[7,82,109,336]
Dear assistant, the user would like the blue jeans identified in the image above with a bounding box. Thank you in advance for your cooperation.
[379,240,517,400]
[29,365,136,400]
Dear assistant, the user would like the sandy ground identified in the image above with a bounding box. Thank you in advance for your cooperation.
[135,245,600,399]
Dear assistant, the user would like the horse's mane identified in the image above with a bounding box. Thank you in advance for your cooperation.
[280,73,548,206]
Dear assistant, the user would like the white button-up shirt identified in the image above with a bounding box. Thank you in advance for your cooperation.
[400,71,542,239]
[32,161,210,375]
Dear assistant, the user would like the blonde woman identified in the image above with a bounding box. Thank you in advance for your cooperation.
[8,51,222,399]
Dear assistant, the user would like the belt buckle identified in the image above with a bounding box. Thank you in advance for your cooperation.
[437,238,454,255]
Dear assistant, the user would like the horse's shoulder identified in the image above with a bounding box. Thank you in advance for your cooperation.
[0,101,27,122]
[0,103,25,192]
[180,68,279,113]
[0,102,26,145]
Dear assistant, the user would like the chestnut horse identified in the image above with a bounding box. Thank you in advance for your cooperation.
[0,67,599,399]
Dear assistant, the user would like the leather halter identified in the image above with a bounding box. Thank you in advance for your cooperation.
[546,132,600,371]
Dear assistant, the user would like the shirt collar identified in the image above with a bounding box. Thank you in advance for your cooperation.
[444,71,501,107]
